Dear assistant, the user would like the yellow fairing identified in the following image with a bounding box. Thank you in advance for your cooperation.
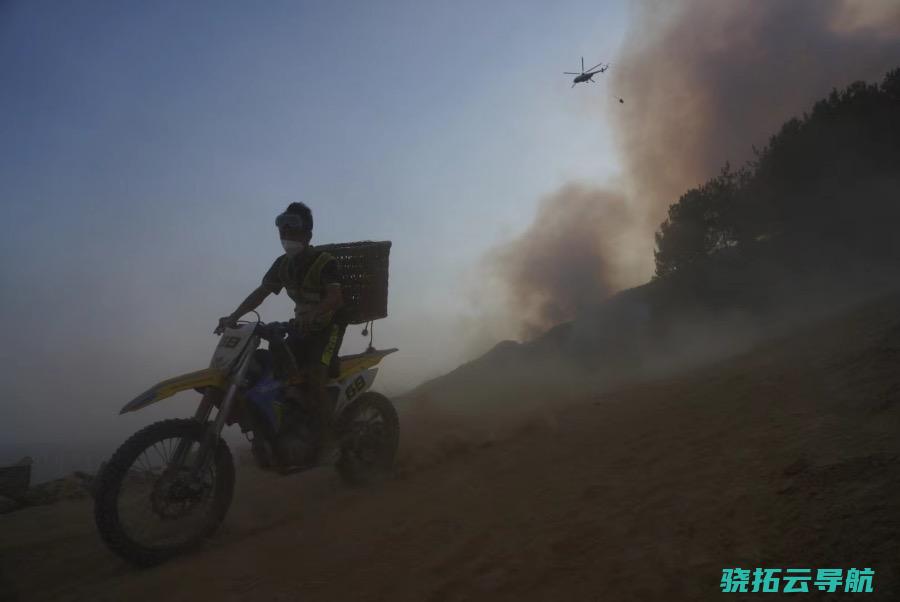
[286,348,399,385]
[336,348,398,380]
[120,368,226,414]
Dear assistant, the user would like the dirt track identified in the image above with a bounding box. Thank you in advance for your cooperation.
[5,295,900,601]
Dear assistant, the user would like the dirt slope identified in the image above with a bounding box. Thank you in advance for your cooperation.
[4,294,900,601]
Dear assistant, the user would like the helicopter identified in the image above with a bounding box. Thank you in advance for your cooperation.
[565,57,609,88]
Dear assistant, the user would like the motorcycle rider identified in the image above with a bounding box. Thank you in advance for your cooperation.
[215,202,345,457]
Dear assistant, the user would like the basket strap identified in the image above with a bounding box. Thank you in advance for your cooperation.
[301,251,334,292]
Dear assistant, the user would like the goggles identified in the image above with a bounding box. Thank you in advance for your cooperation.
[275,213,308,231]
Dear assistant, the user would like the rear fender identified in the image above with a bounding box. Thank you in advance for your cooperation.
[331,367,379,417]
[119,368,226,415]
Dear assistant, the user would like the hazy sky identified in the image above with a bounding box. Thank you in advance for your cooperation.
[1,1,629,447]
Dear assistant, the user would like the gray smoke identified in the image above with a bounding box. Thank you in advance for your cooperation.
[485,184,637,338]
[488,0,900,337]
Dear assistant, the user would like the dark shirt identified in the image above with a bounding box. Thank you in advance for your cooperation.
[261,249,340,297]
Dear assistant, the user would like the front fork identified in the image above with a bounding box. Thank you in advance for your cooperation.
[171,338,259,479]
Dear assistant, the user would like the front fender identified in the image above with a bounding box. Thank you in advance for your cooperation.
[119,368,226,414]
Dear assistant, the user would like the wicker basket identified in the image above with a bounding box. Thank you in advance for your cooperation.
[316,241,391,325]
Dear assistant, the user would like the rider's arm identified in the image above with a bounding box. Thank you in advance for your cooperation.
[233,255,286,318]
[230,255,284,321]
[216,258,282,333]
[228,285,271,321]
[301,259,343,330]
[316,257,343,315]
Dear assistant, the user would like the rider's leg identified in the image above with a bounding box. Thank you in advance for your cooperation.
[309,324,344,448]
[303,361,333,439]
[281,336,310,409]
[287,324,343,449]
[284,322,344,448]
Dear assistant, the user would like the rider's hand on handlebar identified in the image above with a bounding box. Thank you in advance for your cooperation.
[214,315,238,335]
[258,321,287,341]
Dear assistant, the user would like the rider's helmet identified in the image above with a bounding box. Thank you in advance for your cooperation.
[276,202,313,255]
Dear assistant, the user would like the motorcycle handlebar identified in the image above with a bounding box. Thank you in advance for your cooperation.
[255,320,296,342]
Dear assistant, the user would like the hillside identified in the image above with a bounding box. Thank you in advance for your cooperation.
[4,292,900,600]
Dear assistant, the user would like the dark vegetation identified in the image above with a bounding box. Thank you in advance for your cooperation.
[653,68,900,311]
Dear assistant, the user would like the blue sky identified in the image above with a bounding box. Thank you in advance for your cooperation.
[0,0,629,447]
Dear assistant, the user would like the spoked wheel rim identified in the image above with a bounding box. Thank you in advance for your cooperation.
[115,436,219,550]
[342,405,391,469]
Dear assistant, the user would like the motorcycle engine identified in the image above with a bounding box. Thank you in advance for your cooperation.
[272,406,317,467]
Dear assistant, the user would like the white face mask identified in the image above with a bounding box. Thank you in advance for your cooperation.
[281,239,306,256]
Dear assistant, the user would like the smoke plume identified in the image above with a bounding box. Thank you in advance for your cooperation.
[486,184,640,339]
[488,0,900,338]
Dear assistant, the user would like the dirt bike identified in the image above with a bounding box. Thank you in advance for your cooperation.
[93,317,399,566]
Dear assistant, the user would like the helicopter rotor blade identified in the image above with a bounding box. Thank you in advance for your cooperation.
[586,62,606,73]
[564,72,580,75]
[581,57,584,73]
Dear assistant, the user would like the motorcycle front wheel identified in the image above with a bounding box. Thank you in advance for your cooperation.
[93,418,234,567]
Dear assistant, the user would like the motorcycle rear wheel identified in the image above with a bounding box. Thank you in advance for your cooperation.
[94,418,234,566]
[336,392,399,486]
